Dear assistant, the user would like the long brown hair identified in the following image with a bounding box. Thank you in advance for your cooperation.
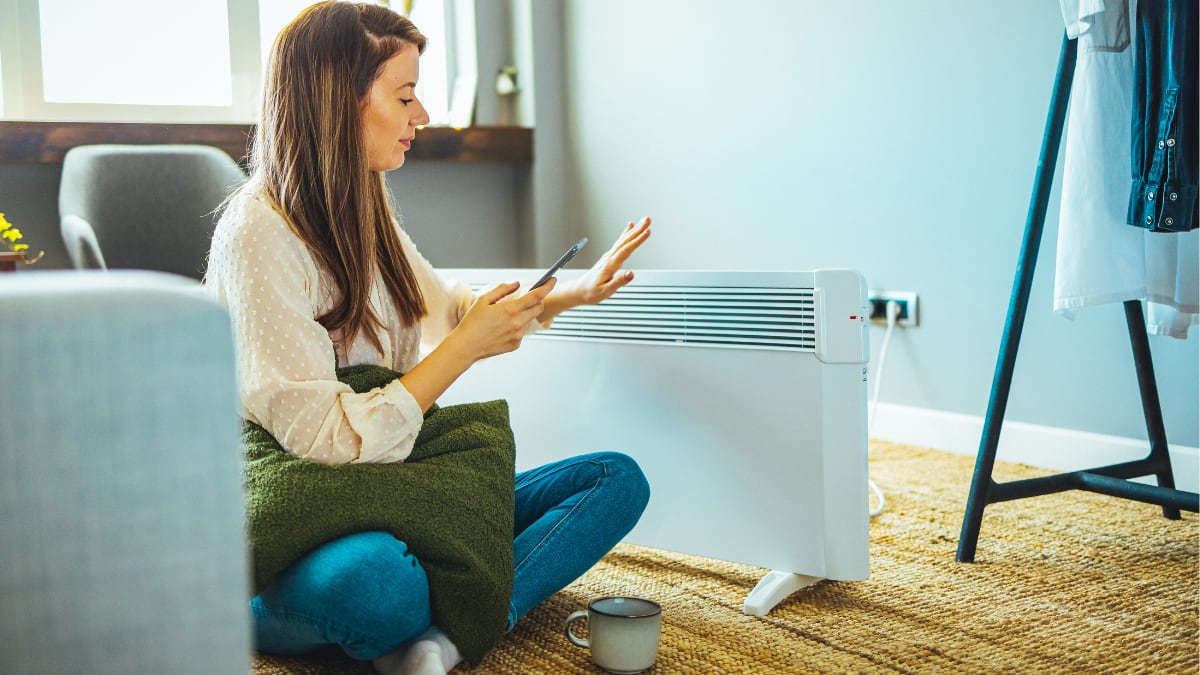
[253,1,427,351]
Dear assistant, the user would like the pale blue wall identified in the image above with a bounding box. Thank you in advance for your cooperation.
[385,163,524,268]
[553,0,1199,446]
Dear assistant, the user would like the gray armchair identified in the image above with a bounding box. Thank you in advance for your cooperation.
[0,270,252,674]
[59,144,247,280]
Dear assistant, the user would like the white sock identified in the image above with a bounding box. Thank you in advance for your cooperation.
[419,626,463,672]
[371,627,463,675]
[372,640,443,675]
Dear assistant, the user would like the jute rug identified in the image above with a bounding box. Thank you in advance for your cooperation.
[253,440,1199,674]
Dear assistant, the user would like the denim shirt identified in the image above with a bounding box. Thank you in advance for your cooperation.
[1127,0,1198,233]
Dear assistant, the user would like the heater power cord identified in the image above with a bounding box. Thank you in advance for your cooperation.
[867,299,900,518]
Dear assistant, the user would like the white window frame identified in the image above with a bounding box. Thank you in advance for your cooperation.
[443,0,477,128]
[0,0,474,126]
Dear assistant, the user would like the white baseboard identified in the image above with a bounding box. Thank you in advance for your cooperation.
[870,402,1199,494]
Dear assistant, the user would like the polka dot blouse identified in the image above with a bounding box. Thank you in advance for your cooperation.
[205,186,487,465]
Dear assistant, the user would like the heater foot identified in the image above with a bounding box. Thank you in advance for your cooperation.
[742,570,823,616]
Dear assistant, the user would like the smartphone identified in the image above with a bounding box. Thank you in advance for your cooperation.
[530,237,588,290]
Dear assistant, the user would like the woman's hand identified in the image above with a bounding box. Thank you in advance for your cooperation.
[452,278,557,361]
[541,217,652,322]
[401,279,555,412]
[573,216,652,305]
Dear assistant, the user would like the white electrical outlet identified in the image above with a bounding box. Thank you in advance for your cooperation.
[866,290,919,327]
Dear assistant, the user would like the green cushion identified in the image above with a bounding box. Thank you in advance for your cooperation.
[242,365,515,665]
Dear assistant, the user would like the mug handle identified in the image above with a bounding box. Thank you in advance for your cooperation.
[564,610,590,648]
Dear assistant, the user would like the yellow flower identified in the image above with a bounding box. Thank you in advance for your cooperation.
[0,212,44,263]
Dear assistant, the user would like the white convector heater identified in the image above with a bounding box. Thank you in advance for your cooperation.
[438,269,870,615]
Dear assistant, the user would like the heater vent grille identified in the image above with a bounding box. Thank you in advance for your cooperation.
[493,285,818,351]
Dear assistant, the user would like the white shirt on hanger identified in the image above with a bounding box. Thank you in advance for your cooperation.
[1055,0,1198,338]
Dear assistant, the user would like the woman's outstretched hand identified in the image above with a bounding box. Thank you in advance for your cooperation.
[566,216,652,306]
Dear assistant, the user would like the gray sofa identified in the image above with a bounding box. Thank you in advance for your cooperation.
[0,270,252,674]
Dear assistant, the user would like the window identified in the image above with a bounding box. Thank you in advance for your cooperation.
[0,0,465,125]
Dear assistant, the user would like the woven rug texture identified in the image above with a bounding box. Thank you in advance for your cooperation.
[253,440,1199,674]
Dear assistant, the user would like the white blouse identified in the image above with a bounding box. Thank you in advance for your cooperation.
[205,187,496,465]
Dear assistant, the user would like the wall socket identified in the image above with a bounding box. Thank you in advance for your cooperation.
[867,290,919,327]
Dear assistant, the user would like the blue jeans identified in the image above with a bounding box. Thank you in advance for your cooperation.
[251,451,650,660]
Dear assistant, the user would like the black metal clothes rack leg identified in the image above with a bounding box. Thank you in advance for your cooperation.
[956,32,1200,564]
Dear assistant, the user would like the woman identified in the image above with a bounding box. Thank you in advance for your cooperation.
[204,3,652,674]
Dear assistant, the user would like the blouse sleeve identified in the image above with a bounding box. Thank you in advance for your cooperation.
[206,194,425,465]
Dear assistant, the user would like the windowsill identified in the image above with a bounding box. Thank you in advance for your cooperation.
[0,121,533,164]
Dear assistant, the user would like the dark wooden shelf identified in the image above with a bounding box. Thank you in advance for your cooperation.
[0,121,532,164]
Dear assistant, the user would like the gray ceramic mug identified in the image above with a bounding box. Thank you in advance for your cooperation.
[565,596,662,674]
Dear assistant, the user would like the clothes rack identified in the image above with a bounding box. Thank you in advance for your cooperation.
[957,32,1199,563]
